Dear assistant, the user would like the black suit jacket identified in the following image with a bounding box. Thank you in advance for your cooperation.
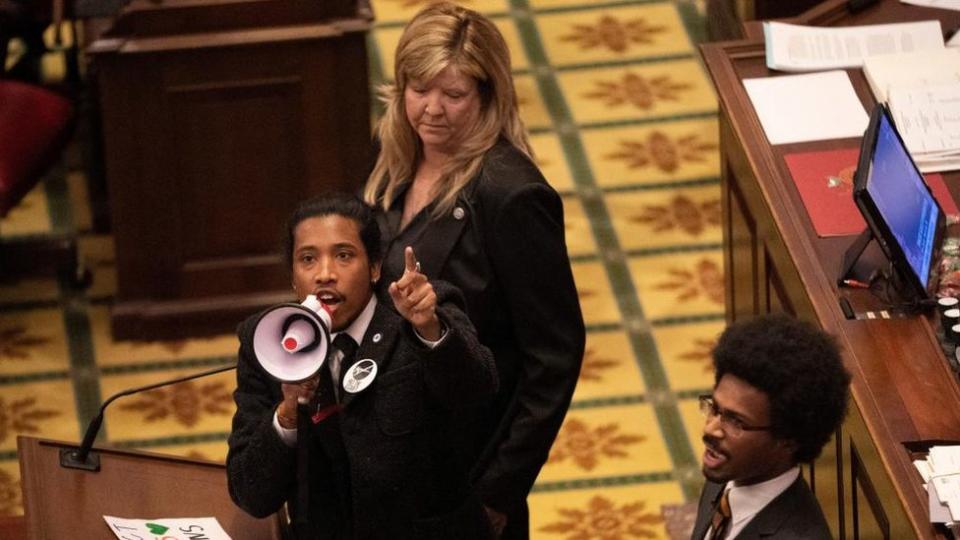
[375,139,586,534]
[227,284,498,540]
[691,477,833,540]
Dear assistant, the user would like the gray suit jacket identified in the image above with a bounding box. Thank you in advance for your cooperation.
[691,476,832,539]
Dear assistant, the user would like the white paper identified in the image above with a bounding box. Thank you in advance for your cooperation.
[903,0,960,11]
[862,49,960,103]
[743,71,869,145]
[103,516,232,540]
[930,481,954,523]
[916,459,934,483]
[888,83,960,172]
[764,20,944,72]
[932,474,960,521]
[912,156,960,173]
[929,446,960,474]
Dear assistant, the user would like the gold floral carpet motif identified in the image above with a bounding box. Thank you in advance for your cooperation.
[0,1,722,537]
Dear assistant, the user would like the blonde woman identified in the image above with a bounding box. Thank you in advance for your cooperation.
[364,3,585,538]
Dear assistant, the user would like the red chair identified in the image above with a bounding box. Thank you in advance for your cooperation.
[0,79,82,282]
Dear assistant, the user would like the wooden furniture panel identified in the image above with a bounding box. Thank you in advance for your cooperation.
[721,111,811,320]
[108,0,360,35]
[89,0,372,339]
[815,429,844,540]
[706,0,824,40]
[850,426,892,539]
[702,1,960,537]
[0,515,26,540]
[725,165,757,319]
[764,250,793,315]
[17,437,282,539]
[840,394,913,539]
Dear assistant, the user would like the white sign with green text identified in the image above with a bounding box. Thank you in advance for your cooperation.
[103,515,232,540]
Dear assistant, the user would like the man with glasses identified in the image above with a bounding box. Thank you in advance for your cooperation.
[691,314,850,540]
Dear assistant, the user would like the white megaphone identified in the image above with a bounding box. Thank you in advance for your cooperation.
[252,294,333,382]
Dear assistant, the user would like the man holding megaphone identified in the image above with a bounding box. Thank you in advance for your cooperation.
[227,194,499,539]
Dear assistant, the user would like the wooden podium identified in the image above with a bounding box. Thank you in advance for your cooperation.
[701,1,960,537]
[17,437,282,539]
[87,0,374,340]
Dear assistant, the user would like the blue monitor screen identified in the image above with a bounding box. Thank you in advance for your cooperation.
[866,112,940,289]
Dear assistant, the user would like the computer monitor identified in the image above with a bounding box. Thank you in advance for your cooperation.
[852,104,945,301]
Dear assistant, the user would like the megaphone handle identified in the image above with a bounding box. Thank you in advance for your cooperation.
[294,401,312,527]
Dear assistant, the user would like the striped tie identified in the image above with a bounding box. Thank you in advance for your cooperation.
[709,489,731,540]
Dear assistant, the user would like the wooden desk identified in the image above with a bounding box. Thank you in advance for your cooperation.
[701,1,960,538]
[88,0,373,340]
[705,0,822,40]
[18,437,282,539]
[0,515,26,540]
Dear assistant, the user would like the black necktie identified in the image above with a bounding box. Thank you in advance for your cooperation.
[332,333,358,399]
[709,489,731,540]
[294,334,357,533]
[306,334,355,423]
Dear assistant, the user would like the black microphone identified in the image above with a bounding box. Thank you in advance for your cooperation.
[59,364,237,471]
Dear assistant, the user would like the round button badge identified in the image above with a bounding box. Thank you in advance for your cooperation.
[343,359,378,394]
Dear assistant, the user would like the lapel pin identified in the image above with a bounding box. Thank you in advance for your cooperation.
[343,359,378,394]
[453,207,465,220]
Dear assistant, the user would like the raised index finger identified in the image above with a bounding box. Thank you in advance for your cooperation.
[404,246,420,275]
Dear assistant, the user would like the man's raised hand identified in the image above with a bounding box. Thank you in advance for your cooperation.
[388,246,441,341]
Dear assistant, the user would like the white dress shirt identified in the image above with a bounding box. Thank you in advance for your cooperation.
[708,466,800,539]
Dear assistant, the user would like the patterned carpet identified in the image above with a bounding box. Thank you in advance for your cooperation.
[0,1,724,538]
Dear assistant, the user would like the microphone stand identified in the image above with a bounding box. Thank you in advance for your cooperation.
[59,364,237,471]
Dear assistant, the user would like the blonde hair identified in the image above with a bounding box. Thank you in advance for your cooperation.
[364,1,532,217]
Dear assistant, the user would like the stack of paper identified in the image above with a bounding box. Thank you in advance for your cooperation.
[860,48,960,172]
[754,17,960,169]
[914,445,960,524]
[764,20,945,72]
[863,49,960,104]
[888,83,960,172]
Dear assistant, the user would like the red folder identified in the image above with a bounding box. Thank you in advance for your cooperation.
[783,149,957,237]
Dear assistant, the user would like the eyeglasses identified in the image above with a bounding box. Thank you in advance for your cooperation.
[698,395,773,438]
